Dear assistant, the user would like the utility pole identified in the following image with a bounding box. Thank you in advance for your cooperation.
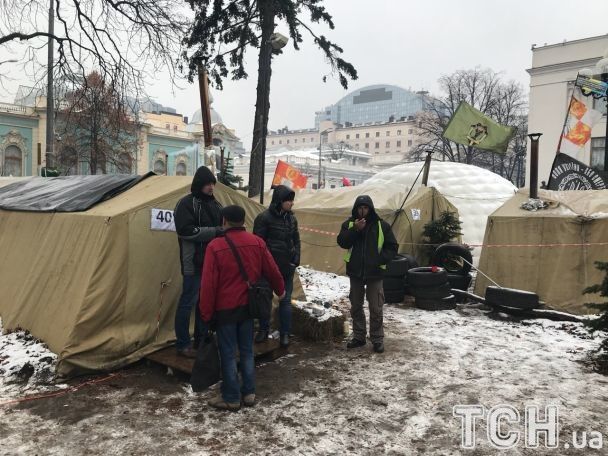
[44,0,55,173]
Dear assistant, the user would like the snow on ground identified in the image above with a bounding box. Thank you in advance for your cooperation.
[0,318,62,402]
[2,269,608,454]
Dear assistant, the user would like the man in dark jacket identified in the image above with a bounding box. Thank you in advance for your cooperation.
[253,185,300,347]
[337,195,398,353]
[173,166,223,358]
[201,205,285,411]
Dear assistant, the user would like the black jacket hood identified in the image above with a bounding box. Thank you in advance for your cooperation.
[351,195,378,220]
[191,166,217,199]
[270,185,295,213]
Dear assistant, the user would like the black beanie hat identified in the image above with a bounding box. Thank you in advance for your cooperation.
[221,205,246,224]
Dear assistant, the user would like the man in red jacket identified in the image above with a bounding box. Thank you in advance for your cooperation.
[200,205,285,411]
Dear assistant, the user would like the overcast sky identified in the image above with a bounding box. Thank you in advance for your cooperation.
[2,0,608,150]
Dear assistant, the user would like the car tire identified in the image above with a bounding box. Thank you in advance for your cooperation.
[407,267,448,287]
[485,286,539,310]
[432,243,473,275]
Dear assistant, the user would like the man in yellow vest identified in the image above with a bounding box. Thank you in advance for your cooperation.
[337,195,398,353]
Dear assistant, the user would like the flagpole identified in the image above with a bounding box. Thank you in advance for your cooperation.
[556,87,576,154]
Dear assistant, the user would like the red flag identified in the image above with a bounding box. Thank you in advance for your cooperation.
[342,177,352,187]
[272,160,307,190]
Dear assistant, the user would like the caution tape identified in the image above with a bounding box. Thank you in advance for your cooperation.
[300,226,608,248]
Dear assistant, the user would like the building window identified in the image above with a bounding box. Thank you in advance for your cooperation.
[375,151,379,154]
[176,162,187,176]
[117,153,132,174]
[375,142,380,149]
[365,143,369,149]
[355,143,359,149]
[165,123,170,129]
[591,137,606,170]
[408,129,413,134]
[593,98,608,115]
[385,141,390,148]
[294,139,297,143]
[397,140,402,147]
[271,141,275,145]
[153,159,166,174]
[365,132,369,138]
[311,137,314,142]
[408,139,413,146]
[173,125,178,132]
[279,140,282,144]
[356,134,360,139]
[386,131,390,137]
[3,144,23,176]
[375,132,380,137]
[397,130,402,136]
[287,140,290,144]
[346,134,350,140]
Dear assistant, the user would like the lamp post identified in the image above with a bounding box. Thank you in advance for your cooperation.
[318,128,332,189]
[578,49,608,171]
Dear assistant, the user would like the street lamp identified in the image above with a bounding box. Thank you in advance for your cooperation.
[578,48,608,171]
[318,128,332,189]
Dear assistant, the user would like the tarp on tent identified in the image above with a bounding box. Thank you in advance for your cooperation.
[292,186,458,274]
[0,173,153,212]
[474,189,608,315]
[0,176,304,376]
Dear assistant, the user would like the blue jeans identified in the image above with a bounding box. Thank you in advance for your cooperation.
[216,319,255,403]
[260,267,294,335]
[174,274,204,350]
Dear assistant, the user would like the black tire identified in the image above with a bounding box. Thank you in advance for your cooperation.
[407,267,448,287]
[447,273,472,291]
[409,283,452,300]
[385,255,411,277]
[432,243,473,275]
[384,289,405,304]
[383,277,406,292]
[485,286,539,310]
[415,295,457,311]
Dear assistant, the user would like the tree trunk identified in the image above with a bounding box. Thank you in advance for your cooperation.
[248,0,276,198]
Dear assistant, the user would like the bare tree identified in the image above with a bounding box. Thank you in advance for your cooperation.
[181,0,357,198]
[0,0,187,96]
[55,71,137,175]
[411,68,528,185]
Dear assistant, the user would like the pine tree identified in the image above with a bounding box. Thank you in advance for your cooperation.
[421,211,464,266]
[584,261,608,359]
[218,152,243,189]
[181,0,357,199]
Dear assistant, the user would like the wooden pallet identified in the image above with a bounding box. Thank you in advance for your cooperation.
[145,338,287,375]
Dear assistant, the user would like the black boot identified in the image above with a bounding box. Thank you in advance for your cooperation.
[280,333,289,348]
[346,338,366,349]
[373,342,384,353]
[254,330,269,343]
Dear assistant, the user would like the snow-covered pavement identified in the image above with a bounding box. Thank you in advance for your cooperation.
[1,267,607,454]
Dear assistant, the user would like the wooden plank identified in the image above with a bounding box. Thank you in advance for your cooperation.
[146,338,287,375]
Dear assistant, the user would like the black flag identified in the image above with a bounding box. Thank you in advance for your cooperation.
[547,153,608,190]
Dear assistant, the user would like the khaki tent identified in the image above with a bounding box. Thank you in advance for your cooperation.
[291,186,458,274]
[0,176,303,376]
[474,189,608,315]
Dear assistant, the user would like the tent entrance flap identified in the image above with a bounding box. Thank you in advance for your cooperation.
[0,172,155,212]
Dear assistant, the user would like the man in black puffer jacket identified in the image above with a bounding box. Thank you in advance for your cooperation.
[337,195,398,353]
[253,185,300,347]
[173,166,223,357]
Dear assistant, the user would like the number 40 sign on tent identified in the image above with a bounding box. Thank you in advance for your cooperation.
[151,208,176,232]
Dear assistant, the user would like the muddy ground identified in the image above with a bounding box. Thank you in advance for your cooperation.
[2,300,608,455]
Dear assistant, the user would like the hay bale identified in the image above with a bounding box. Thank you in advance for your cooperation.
[290,301,345,342]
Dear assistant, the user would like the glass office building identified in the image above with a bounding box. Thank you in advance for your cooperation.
[315,84,427,127]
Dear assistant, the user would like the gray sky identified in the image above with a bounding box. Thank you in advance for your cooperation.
[3,0,608,150]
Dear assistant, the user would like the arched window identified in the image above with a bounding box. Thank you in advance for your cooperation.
[154,159,166,174]
[175,162,187,176]
[4,145,22,176]
[117,153,132,174]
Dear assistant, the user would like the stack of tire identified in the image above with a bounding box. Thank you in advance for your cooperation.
[431,243,473,302]
[383,254,418,303]
[407,267,456,310]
